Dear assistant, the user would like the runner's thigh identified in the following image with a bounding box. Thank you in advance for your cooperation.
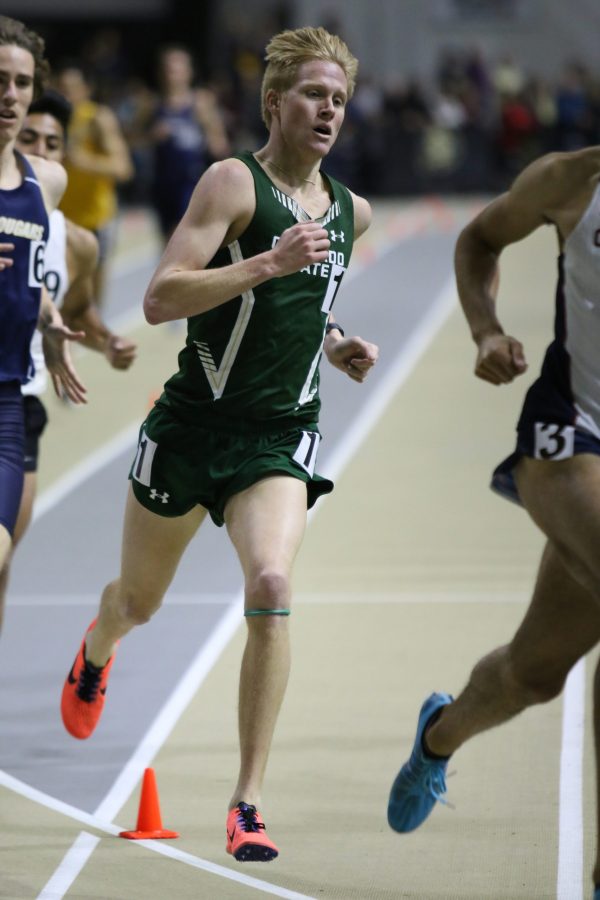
[509,541,600,686]
[224,476,307,580]
[120,485,207,601]
[516,454,600,592]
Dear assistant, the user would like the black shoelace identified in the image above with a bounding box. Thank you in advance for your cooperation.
[237,803,265,833]
[76,662,103,703]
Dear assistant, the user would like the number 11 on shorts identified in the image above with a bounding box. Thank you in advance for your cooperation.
[132,428,158,486]
[292,431,320,476]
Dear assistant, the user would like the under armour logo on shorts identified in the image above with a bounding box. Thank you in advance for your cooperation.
[149,489,170,503]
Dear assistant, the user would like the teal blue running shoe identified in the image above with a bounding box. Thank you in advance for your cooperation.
[594,887,600,900]
[388,692,454,833]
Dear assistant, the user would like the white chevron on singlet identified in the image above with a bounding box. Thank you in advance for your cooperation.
[193,239,255,399]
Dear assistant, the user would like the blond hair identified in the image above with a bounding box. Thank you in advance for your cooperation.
[261,26,358,129]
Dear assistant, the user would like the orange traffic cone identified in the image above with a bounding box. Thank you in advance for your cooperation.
[119,768,179,840]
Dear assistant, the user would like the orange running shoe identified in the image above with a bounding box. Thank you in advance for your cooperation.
[226,802,279,862]
[61,620,117,740]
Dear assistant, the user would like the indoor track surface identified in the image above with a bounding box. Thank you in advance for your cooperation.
[0,198,595,900]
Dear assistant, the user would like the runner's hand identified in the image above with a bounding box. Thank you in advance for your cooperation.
[42,323,88,404]
[475,333,527,385]
[105,334,137,370]
[271,222,330,276]
[324,334,379,383]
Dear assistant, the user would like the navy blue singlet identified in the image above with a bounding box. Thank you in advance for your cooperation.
[0,150,48,384]
[151,102,209,235]
[0,151,48,536]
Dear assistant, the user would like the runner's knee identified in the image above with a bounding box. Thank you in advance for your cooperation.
[109,580,163,625]
[245,570,290,611]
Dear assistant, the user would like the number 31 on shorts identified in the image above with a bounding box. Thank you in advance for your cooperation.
[292,430,320,477]
[534,422,575,460]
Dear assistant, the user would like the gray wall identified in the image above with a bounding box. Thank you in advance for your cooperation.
[218,0,600,84]
[2,0,166,15]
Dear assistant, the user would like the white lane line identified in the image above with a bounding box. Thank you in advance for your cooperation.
[8,590,529,607]
[0,770,315,900]
[27,275,458,896]
[296,591,529,604]
[113,840,317,900]
[557,657,586,900]
[7,593,233,607]
[37,832,100,900]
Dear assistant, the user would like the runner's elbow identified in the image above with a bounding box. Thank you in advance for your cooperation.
[143,291,168,325]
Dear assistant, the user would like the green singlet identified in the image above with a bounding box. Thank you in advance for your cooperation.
[159,151,355,432]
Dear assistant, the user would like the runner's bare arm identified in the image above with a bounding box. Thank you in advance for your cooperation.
[61,221,99,321]
[144,158,331,324]
[454,152,599,385]
[62,222,136,368]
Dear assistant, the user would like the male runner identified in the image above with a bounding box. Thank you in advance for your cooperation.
[387,145,600,900]
[61,25,378,861]
[0,89,137,631]
[0,16,86,573]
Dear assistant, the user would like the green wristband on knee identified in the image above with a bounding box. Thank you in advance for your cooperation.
[244,608,291,617]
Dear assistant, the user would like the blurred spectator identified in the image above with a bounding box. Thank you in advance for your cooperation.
[352,74,385,123]
[430,83,468,131]
[464,44,494,125]
[146,44,230,243]
[35,22,600,202]
[81,28,129,104]
[523,76,557,154]
[227,47,266,152]
[54,61,133,307]
[496,89,538,178]
[114,76,158,205]
[349,74,386,193]
[422,84,467,188]
[584,76,600,145]
[379,78,431,194]
[492,53,526,98]
[555,62,593,151]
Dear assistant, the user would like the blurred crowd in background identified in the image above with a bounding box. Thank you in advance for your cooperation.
[29,12,600,219]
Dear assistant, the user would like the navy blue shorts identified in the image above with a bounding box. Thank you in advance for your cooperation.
[492,425,600,505]
[489,344,600,505]
[23,395,48,473]
[0,381,25,536]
